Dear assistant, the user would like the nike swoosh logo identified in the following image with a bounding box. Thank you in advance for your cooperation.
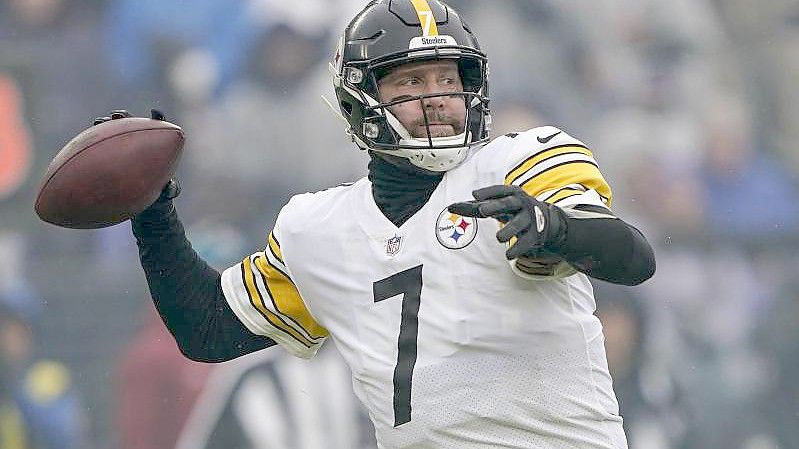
[537,131,561,144]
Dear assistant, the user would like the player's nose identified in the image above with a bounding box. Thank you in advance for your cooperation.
[421,91,446,110]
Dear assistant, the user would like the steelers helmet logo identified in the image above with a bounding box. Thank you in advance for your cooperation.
[436,207,478,249]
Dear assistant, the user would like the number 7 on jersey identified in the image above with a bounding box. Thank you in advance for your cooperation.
[373,264,423,427]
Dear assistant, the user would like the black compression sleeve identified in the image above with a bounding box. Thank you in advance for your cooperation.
[558,209,656,286]
[131,201,275,362]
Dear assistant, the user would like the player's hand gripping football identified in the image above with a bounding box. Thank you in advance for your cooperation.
[448,185,567,260]
[92,109,181,204]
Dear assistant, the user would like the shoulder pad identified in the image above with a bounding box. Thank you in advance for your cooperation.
[275,181,360,237]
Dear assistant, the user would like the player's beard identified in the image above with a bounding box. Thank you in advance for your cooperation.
[410,110,466,138]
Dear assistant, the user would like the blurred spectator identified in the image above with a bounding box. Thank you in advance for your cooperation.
[0,0,110,166]
[175,346,376,449]
[0,0,112,265]
[102,0,257,110]
[699,95,799,246]
[1,303,30,448]
[172,4,368,236]
[115,305,212,449]
[464,1,594,126]
[0,299,87,449]
[715,0,799,175]
[755,279,799,448]
[594,282,689,449]
[0,72,33,203]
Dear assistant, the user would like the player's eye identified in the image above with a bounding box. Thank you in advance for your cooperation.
[399,77,421,86]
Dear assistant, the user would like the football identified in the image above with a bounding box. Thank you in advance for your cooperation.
[34,117,184,229]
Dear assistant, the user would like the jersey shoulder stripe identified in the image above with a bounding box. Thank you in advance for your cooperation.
[267,232,283,264]
[515,157,607,199]
[505,144,594,185]
[253,251,328,341]
[513,154,599,187]
[486,127,613,208]
[221,240,329,359]
[241,255,325,346]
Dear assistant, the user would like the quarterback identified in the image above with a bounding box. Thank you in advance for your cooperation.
[111,1,656,448]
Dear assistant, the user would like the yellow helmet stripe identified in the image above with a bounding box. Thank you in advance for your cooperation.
[410,0,439,36]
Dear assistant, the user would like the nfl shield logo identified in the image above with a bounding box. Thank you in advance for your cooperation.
[386,235,403,256]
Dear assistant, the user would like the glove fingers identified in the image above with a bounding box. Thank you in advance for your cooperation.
[111,110,132,119]
[448,200,484,218]
[496,212,531,243]
[506,230,544,260]
[449,196,523,219]
[150,109,166,121]
[472,184,519,201]
[475,196,523,217]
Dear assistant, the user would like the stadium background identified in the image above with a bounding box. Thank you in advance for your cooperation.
[1,0,798,447]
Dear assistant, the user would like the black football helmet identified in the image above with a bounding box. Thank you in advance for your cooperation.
[331,0,490,171]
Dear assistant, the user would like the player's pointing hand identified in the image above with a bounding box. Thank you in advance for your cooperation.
[448,185,569,260]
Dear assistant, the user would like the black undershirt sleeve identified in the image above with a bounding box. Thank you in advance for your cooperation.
[557,205,656,286]
[131,201,276,362]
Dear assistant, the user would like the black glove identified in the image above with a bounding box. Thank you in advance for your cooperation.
[448,185,568,260]
[92,108,165,125]
[92,109,181,212]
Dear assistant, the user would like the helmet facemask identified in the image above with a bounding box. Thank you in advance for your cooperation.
[334,45,491,172]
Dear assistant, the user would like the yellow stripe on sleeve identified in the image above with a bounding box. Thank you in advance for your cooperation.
[253,254,328,341]
[267,232,283,263]
[519,161,612,206]
[505,145,593,186]
[241,257,317,348]
[410,0,439,36]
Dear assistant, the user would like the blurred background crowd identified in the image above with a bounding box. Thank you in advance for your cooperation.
[1,0,798,448]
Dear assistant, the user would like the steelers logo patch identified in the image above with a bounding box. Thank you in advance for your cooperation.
[436,207,478,249]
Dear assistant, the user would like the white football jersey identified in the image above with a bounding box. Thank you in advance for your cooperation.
[221,127,627,449]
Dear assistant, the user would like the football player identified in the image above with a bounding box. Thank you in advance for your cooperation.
[108,1,656,447]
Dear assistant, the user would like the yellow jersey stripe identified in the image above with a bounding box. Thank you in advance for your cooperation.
[267,232,284,264]
[505,145,593,185]
[410,0,439,36]
[519,161,612,206]
[241,257,315,348]
[253,254,328,341]
[512,154,599,191]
